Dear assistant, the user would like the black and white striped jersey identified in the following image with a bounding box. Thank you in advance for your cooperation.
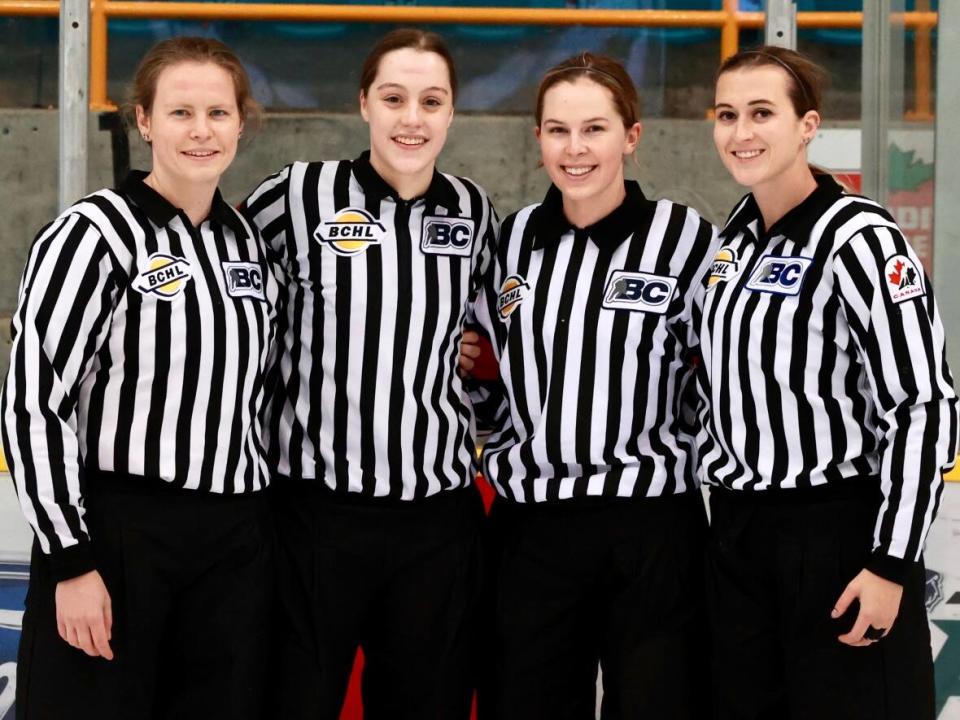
[472,181,719,503]
[241,152,498,499]
[696,173,958,581]
[2,171,280,580]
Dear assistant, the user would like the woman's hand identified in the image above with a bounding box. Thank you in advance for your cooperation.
[459,329,499,380]
[459,329,483,377]
[831,568,903,647]
[55,570,114,659]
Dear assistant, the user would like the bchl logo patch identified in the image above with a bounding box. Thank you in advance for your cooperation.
[133,253,193,300]
[602,270,677,314]
[421,216,475,257]
[315,208,386,256]
[884,254,925,304]
[221,261,266,301]
[708,246,740,289]
[744,255,813,296]
[497,274,530,320]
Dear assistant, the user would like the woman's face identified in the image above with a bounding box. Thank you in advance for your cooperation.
[536,77,640,212]
[360,48,454,188]
[136,61,242,191]
[713,65,819,192]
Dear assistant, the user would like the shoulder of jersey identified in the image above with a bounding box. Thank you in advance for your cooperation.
[438,171,496,215]
[439,170,482,194]
[511,202,542,225]
[61,188,128,237]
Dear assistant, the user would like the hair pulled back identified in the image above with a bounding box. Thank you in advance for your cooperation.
[128,36,260,131]
[716,45,828,118]
[359,28,458,104]
[535,52,640,128]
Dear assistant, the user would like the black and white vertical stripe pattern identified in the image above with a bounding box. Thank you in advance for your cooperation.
[242,154,497,499]
[2,174,279,559]
[696,176,957,567]
[472,182,719,503]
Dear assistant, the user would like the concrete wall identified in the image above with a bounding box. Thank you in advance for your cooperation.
[0,109,746,382]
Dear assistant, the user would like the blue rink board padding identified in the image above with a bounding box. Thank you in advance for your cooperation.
[0,562,27,720]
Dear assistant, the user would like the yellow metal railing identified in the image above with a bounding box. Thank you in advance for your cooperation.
[0,0,939,117]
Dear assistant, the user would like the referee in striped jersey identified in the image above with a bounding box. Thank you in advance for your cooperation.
[241,30,496,719]
[2,39,278,718]
[465,54,717,719]
[700,47,957,718]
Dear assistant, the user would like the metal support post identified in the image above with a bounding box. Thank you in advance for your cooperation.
[764,0,796,49]
[59,0,89,210]
[862,0,908,207]
[934,0,960,369]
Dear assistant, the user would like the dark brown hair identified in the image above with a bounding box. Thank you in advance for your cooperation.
[535,52,640,128]
[128,36,261,130]
[359,29,458,104]
[715,45,828,117]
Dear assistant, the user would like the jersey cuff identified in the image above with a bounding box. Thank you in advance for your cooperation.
[49,541,96,583]
[865,550,912,585]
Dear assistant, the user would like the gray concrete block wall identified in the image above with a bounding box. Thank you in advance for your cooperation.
[0,109,747,382]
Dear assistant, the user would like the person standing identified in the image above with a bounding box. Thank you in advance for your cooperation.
[241,28,497,720]
[462,52,717,720]
[700,45,957,719]
[2,37,278,719]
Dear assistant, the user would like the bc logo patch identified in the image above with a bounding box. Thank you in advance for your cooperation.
[602,270,677,314]
[314,208,386,256]
[421,216,475,257]
[744,255,813,296]
[884,254,925,304]
[708,246,740,289]
[133,253,193,300]
[221,261,266,301]
[497,275,529,320]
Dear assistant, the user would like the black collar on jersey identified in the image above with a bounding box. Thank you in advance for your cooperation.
[119,170,248,238]
[720,172,845,244]
[351,150,462,213]
[531,180,655,251]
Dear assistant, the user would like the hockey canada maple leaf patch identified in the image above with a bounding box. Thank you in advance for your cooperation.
[884,254,925,304]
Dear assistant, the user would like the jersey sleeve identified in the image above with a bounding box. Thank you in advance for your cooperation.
[462,191,508,434]
[465,203,517,435]
[833,225,958,583]
[240,165,293,266]
[1,213,123,581]
[678,215,721,436]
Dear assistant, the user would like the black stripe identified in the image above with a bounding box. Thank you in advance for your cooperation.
[331,161,354,494]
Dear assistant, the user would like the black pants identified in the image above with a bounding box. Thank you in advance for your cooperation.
[16,471,273,720]
[707,486,935,720]
[480,491,710,720]
[270,482,485,720]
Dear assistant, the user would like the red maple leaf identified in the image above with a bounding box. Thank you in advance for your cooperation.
[888,260,904,285]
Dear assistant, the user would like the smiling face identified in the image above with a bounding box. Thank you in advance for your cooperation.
[359,47,454,197]
[536,77,641,224]
[713,65,820,193]
[136,60,242,194]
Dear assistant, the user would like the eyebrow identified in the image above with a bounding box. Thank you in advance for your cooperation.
[542,117,610,124]
[375,82,449,94]
[714,99,776,109]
